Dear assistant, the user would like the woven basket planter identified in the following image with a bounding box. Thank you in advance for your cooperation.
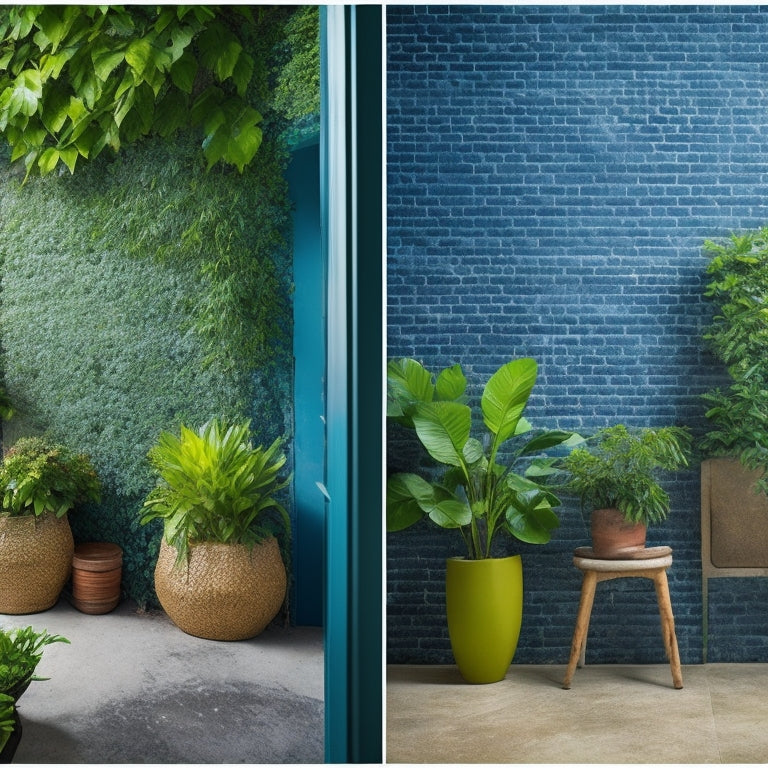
[0,513,74,614]
[154,536,287,641]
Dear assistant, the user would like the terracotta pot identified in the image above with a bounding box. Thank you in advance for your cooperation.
[154,536,287,641]
[0,513,74,614]
[590,508,646,558]
[445,555,523,684]
[71,542,123,614]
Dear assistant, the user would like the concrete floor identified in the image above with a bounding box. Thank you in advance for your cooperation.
[2,598,324,763]
[387,663,768,764]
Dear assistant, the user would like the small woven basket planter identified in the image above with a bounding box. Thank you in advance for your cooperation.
[154,536,287,641]
[0,513,74,614]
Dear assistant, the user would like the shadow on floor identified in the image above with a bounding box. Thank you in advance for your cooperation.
[3,599,324,764]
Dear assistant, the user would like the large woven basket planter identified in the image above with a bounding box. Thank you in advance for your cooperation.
[154,536,287,641]
[0,513,74,614]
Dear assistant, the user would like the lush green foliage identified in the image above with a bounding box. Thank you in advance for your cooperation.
[0,436,99,518]
[141,418,291,565]
[0,693,13,752]
[0,625,69,700]
[0,6,270,177]
[387,357,579,559]
[272,6,320,122]
[556,424,692,526]
[0,6,317,604]
[701,228,768,492]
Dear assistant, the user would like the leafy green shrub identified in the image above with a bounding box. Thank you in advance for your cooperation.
[141,418,291,565]
[0,436,100,518]
[701,228,768,492]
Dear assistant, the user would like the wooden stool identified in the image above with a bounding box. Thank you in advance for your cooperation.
[562,545,683,690]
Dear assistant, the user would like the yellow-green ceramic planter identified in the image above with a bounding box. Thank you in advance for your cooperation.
[445,554,523,684]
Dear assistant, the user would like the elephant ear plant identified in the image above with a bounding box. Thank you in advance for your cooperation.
[387,357,580,559]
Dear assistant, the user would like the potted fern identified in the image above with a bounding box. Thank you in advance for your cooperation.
[0,436,100,614]
[141,418,292,641]
[387,356,579,683]
[556,424,692,557]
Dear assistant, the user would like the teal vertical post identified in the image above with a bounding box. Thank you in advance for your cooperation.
[321,5,383,764]
[287,143,324,626]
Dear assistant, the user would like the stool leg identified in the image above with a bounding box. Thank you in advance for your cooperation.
[653,569,683,690]
[563,570,597,689]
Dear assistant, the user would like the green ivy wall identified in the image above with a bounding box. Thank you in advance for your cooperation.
[0,132,293,607]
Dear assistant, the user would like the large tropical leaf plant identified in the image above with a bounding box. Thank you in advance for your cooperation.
[387,357,580,560]
[140,417,291,566]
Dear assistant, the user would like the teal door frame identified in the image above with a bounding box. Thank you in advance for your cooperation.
[321,5,383,763]
[288,142,323,627]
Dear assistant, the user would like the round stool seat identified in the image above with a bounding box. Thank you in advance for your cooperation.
[574,552,672,572]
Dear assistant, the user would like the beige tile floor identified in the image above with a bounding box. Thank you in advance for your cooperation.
[387,663,768,764]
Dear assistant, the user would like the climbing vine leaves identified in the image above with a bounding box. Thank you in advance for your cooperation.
[0,6,263,177]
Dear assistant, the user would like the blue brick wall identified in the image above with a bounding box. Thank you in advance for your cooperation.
[386,5,768,665]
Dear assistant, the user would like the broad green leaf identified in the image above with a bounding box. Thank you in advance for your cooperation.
[8,70,42,117]
[58,144,79,173]
[231,50,253,98]
[40,87,70,133]
[481,358,537,444]
[413,401,471,467]
[386,473,429,531]
[170,49,197,93]
[92,47,125,82]
[386,473,471,531]
[519,430,577,456]
[37,147,59,174]
[125,37,152,76]
[428,498,471,528]
[505,492,560,544]
[435,363,466,401]
[462,437,484,465]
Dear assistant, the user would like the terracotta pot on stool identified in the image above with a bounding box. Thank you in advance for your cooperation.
[590,508,646,558]
[71,542,123,614]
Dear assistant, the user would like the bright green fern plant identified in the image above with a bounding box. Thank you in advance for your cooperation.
[140,418,291,565]
[554,424,692,526]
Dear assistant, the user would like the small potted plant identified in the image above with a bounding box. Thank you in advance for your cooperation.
[0,625,68,762]
[387,356,580,683]
[141,418,292,641]
[0,436,101,614]
[0,625,69,702]
[556,424,692,557]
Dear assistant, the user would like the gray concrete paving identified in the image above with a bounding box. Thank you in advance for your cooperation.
[1,598,324,763]
[387,663,768,763]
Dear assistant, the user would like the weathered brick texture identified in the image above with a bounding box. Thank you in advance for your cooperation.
[387,5,768,665]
